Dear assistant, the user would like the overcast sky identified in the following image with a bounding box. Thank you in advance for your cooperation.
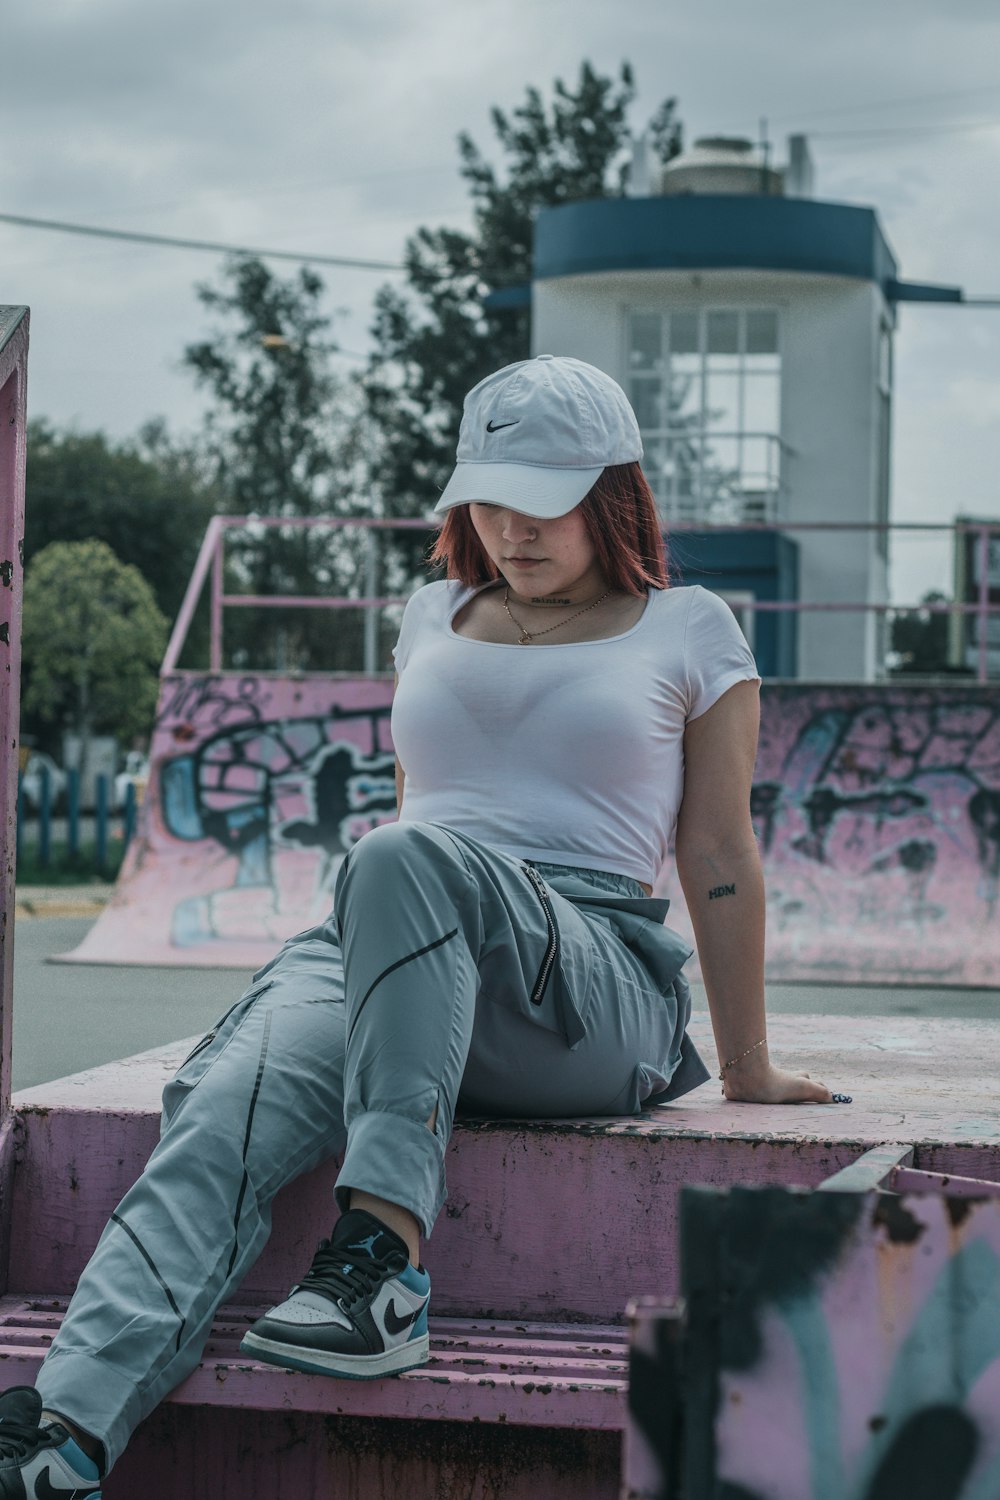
[4,0,1000,602]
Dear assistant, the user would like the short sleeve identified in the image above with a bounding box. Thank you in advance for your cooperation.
[683,586,761,721]
[389,588,422,678]
[391,584,433,674]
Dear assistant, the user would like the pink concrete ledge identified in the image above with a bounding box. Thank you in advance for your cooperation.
[14,1010,1000,1152]
[8,1013,1000,1326]
[0,1297,627,1430]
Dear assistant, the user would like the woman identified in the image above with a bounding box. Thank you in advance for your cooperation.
[0,355,844,1495]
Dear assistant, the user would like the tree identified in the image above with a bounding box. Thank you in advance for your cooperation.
[363,60,683,576]
[183,256,375,671]
[175,65,685,671]
[889,591,954,675]
[24,419,221,621]
[21,540,168,777]
[185,257,341,523]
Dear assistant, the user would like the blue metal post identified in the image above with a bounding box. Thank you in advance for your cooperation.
[38,764,51,868]
[67,768,80,859]
[95,774,108,873]
[123,780,137,850]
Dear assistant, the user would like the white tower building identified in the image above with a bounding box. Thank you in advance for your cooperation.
[529,134,898,680]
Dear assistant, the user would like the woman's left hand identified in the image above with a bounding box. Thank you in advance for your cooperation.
[722,1060,837,1105]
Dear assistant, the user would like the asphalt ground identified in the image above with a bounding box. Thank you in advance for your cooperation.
[12,918,252,1091]
[10,913,998,1094]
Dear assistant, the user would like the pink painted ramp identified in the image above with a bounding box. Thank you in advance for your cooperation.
[657,681,1000,988]
[59,671,396,967]
[62,675,1000,986]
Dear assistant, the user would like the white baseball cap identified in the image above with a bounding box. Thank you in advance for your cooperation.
[434,354,643,519]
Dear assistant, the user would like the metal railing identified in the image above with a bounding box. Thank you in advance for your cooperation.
[163,515,430,675]
[648,429,790,527]
[692,519,1000,683]
[16,767,138,876]
[162,514,1000,684]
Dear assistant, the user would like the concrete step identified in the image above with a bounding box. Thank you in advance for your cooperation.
[10,1013,999,1322]
[0,1296,627,1430]
[6,1012,998,1499]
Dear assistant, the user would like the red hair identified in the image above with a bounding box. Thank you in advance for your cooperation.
[427,462,669,595]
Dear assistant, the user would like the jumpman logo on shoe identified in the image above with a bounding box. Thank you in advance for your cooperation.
[348,1233,385,1259]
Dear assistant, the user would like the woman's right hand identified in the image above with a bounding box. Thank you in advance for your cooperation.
[722,1057,838,1105]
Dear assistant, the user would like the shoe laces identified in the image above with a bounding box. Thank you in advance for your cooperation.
[297,1235,406,1311]
[0,1415,57,1460]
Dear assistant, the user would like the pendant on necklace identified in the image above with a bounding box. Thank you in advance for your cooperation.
[518,632,531,645]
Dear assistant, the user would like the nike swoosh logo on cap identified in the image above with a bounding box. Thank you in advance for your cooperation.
[486,419,519,432]
[383,1297,426,1335]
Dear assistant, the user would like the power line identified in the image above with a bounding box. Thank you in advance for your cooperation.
[815,116,1000,142]
[0,211,407,272]
[713,83,1000,144]
[770,81,1000,126]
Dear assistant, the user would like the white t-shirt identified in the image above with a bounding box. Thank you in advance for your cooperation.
[390,580,760,887]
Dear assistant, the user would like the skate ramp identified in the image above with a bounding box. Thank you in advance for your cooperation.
[61,676,1000,987]
[664,682,1000,987]
[60,672,398,969]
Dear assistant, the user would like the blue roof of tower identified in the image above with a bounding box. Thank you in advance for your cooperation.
[532,194,899,291]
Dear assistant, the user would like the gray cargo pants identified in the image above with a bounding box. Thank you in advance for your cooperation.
[36,819,708,1469]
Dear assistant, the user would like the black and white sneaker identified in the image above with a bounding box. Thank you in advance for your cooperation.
[0,1387,102,1497]
[241,1209,431,1380]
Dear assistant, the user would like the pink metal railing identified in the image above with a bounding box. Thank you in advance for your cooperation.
[162,515,223,675]
[0,307,30,1121]
[162,516,428,674]
[161,515,1000,683]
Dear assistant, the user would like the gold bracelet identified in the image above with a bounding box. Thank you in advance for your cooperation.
[718,1038,767,1094]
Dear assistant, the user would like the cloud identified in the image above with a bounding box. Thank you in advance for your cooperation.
[4,0,1000,593]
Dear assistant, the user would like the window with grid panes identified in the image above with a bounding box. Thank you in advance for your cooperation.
[627,309,781,524]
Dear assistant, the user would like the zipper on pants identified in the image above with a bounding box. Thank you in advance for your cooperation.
[179,1031,217,1069]
[522,863,559,1006]
[179,981,273,1069]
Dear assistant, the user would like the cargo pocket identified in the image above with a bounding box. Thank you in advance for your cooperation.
[476,866,595,1048]
[584,906,692,1000]
[162,979,274,1121]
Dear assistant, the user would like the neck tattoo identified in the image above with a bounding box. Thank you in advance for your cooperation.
[530,595,573,606]
[503,584,611,644]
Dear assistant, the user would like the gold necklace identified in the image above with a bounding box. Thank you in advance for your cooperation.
[503,585,612,645]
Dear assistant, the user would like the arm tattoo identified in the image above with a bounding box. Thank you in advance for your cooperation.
[708,883,736,900]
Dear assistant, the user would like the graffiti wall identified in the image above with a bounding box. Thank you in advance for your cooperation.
[656,683,1000,987]
[654,1185,1000,1500]
[63,673,397,968]
[65,676,1000,986]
